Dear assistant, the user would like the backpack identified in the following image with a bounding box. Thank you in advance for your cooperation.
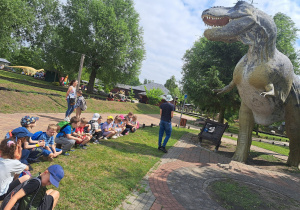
[80,97,87,111]
[4,129,13,139]
[31,131,45,140]
[0,177,41,210]
[57,121,71,132]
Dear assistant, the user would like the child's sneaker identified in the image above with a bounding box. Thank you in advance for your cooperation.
[103,137,108,140]
[111,135,118,139]
[62,152,70,156]
[119,134,123,137]
[93,140,100,144]
[79,144,87,149]
[64,117,70,122]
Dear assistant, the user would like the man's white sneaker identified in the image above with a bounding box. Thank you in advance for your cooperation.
[103,137,108,140]
[111,135,118,139]
[64,117,70,122]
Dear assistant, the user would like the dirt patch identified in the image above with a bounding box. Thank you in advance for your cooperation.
[207,178,300,210]
[190,135,300,177]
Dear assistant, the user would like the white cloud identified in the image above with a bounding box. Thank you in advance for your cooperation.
[134,0,300,85]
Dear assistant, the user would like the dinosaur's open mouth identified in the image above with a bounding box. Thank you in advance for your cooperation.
[202,15,230,27]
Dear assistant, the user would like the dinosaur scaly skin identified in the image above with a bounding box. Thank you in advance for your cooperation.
[202,1,300,167]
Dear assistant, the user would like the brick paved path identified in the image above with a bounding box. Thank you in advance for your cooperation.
[117,133,300,210]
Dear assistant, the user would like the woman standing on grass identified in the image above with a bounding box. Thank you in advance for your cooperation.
[65,80,78,121]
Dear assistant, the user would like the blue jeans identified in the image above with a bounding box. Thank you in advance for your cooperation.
[158,120,172,147]
[66,98,75,117]
[20,149,30,165]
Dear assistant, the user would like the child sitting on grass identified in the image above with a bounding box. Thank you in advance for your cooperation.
[131,115,139,129]
[55,116,82,156]
[102,116,116,140]
[36,124,63,161]
[88,113,103,144]
[11,127,45,170]
[121,116,136,135]
[0,138,30,201]
[1,164,64,210]
[18,116,45,164]
[74,118,92,149]
[113,116,124,137]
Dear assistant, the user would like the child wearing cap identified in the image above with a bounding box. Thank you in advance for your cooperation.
[2,164,64,210]
[55,116,82,156]
[11,127,45,169]
[102,116,116,140]
[0,138,30,201]
[87,113,103,144]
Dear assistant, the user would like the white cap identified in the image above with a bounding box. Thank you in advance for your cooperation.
[92,113,101,120]
[165,95,173,102]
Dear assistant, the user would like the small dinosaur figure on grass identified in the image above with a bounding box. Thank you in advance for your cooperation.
[202,1,300,167]
[9,66,44,76]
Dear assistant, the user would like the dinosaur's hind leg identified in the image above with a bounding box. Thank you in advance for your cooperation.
[232,102,254,162]
[285,96,300,168]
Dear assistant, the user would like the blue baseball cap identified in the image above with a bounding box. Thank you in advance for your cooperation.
[20,116,39,127]
[48,165,64,188]
[11,127,33,138]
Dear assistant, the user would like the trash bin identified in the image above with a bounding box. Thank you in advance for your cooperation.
[180,118,187,127]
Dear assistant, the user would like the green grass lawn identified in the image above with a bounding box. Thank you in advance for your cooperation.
[0,70,160,114]
[31,127,189,209]
[224,135,289,156]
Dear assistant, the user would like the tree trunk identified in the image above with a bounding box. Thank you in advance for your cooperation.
[218,107,225,124]
[87,68,97,93]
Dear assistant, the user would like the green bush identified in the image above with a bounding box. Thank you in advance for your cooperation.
[145,86,164,105]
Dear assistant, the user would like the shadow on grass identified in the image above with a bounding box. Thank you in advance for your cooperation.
[100,127,189,158]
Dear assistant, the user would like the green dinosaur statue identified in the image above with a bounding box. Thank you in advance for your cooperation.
[202,1,300,167]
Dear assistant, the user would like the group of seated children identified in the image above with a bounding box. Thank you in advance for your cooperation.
[0,116,64,209]
[90,112,139,144]
[0,112,139,209]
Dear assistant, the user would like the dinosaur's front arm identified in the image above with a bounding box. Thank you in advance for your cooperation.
[260,83,275,97]
[213,80,236,94]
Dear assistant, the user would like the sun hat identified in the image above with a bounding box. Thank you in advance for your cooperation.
[165,95,173,102]
[11,127,33,138]
[119,114,125,120]
[107,116,114,120]
[92,113,101,120]
[48,164,64,188]
[20,116,39,127]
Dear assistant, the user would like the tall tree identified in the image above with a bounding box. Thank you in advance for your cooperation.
[182,37,247,123]
[53,0,145,93]
[164,76,177,92]
[164,75,183,101]
[143,79,154,84]
[0,0,35,59]
[274,12,300,74]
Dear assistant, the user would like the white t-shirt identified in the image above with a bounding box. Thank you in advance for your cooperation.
[0,158,27,196]
[69,86,76,98]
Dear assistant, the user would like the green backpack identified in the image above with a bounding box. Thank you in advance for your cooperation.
[57,121,71,133]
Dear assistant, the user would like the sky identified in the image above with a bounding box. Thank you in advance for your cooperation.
[133,0,300,85]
